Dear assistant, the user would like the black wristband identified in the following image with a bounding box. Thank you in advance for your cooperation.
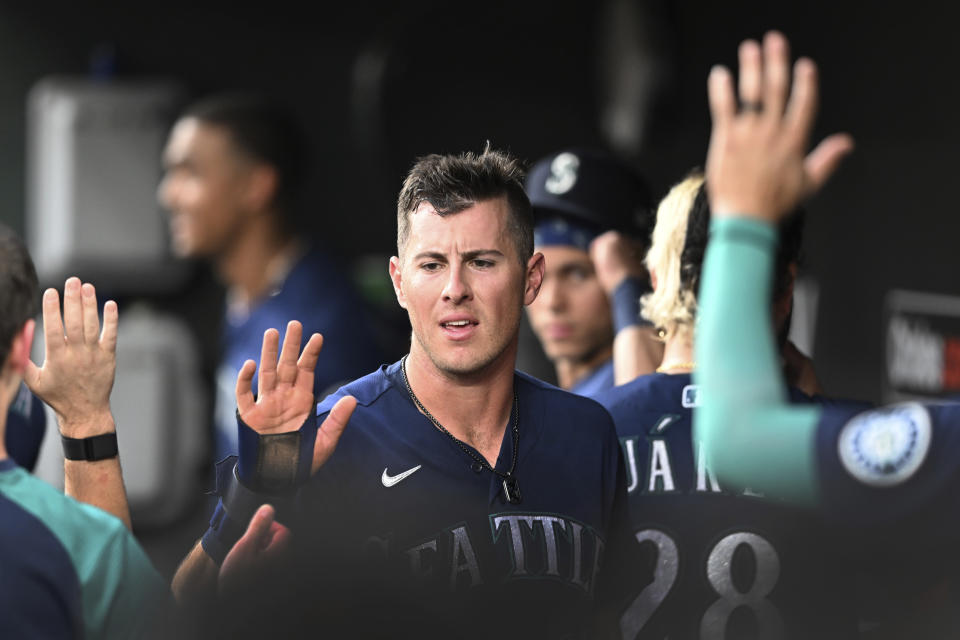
[61,432,119,461]
[612,276,653,334]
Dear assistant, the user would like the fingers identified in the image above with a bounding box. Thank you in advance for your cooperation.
[236,359,258,416]
[785,57,819,145]
[276,321,303,384]
[41,288,64,355]
[62,278,83,343]
[81,283,99,346]
[707,65,736,129]
[762,31,790,118]
[263,521,291,558]
[258,329,280,394]
[243,504,277,549]
[312,395,357,474]
[101,301,119,353]
[297,333,324,378]
[803,132,855,195]
[737,39,763,108]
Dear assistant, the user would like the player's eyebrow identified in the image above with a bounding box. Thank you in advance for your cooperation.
[412,249,505,262]
[460,249,504,261]
[412,251,449,263]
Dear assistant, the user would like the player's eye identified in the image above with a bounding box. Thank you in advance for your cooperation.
[567,266,590,282]
[471,259,495,269]
[420,262,443,272]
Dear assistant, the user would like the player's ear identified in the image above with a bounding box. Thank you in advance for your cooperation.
[244,164,279,213]
[650,267,658,292]
[4,319,35,376]
[389,256,407,309]
[523,252,545,306]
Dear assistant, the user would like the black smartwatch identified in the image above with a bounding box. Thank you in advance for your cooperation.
[61,432,119,461]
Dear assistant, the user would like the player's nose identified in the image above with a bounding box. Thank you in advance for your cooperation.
[441,264,472,304]
[157,173,178,212]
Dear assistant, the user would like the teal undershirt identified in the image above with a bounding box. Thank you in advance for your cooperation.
[0,463,169,639]
[693,217,821,506]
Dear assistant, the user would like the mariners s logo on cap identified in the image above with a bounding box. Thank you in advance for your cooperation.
[545,152,580,195]
[837,402,932,487]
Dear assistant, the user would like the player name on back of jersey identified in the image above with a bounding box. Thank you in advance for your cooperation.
[621,435,763,497]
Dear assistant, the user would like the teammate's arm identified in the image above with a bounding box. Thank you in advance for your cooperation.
[24,278,132,528]
[171,321,355,601]
[590,231,664,384]
[693,31,853,504]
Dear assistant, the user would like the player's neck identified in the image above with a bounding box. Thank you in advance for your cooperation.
[404,342,517,465]
[0,374,14,461]
[554,343,613,390]
[217,213,295,306]
[658,333,695,374]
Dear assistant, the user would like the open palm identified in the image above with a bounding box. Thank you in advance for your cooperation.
[236,320,356,473]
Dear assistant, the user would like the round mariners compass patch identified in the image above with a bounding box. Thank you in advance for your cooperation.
[837,403,932,487]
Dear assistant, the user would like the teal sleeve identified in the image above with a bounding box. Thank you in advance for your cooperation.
[3,469,171,639]
[693,217,821,506]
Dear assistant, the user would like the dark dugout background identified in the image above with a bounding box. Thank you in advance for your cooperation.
[0,0,957,408]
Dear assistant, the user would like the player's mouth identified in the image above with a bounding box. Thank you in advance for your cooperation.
[439,316,478,340]
[543,323,574,340]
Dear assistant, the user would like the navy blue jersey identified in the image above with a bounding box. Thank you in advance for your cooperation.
[571,358,615,399]
[251,360,635,639]
[595,373,858,640]
[813,402,960,634]
[213,246,385,461]
[0,458,169,639]
[815,401,960,537]
[6,383,46,471]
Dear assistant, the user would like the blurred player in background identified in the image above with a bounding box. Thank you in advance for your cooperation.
[159,93,385,462]
[524,148,662,396]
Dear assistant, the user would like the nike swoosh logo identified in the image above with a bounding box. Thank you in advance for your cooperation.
[381,465,422,487]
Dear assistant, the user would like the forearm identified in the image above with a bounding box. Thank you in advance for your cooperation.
[612,325,663,385]
[609,276,661,385]
[60,412,132,528]
[172,541,219,605]
[694,218,820,504]
[64,457,131,529]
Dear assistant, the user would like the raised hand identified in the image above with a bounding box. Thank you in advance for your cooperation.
[24,278,117,438]
[705,31,854,221]
[589,230,648,295]
[236,320,356,474]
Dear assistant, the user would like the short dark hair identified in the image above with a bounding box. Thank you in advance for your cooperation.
[682,181,805,301]
[396,148,534,265]
[0,225,39,367]
[182,93,308,227]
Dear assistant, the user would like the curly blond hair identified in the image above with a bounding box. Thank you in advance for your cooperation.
[640,172,704,341]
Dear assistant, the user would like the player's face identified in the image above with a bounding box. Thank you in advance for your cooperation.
[158,118,254,258]
[390,198,544,377]
[526,245,614,364]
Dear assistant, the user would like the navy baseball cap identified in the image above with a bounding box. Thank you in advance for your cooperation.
[525,148,653,237]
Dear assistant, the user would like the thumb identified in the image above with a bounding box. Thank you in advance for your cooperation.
[804,133,855,196]
[23,359,42,393]
[312,395,357,474]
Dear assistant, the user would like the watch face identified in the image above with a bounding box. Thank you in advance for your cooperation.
[837,403,931,487]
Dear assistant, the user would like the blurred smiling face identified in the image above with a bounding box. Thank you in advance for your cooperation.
[158,118,253,258]
[526,244,613,364]
[390,197,543,377]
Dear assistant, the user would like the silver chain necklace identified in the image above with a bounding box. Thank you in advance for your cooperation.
[400,355,522,504]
